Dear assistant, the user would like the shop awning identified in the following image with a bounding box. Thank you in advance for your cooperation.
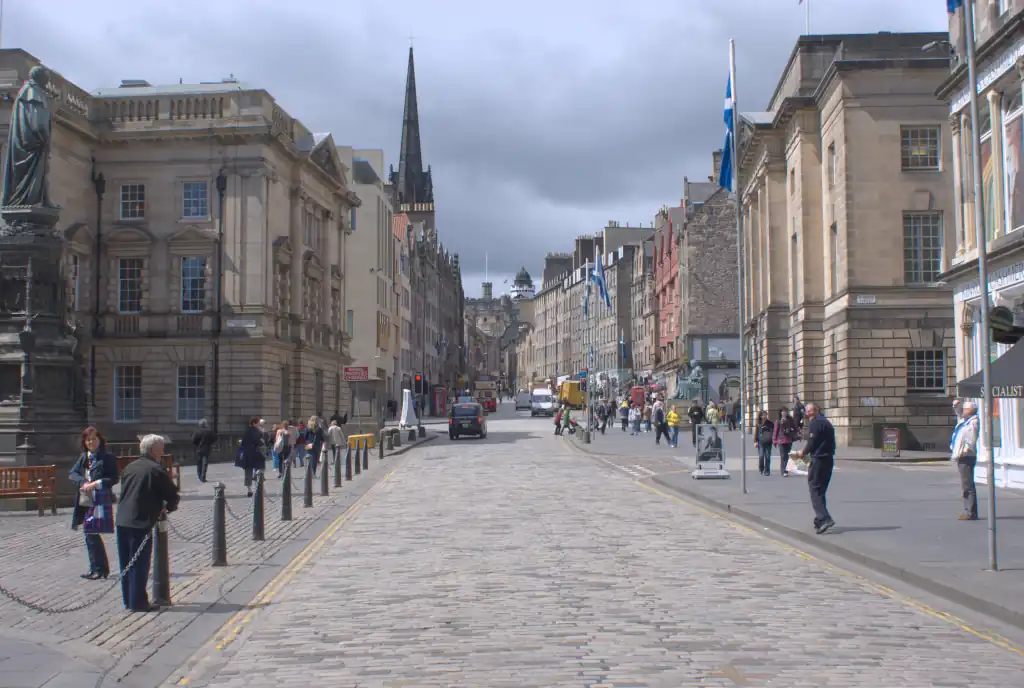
[957,342,1024,398]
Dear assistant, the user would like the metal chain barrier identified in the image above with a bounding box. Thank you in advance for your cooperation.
[165,516,209,544]
[0,531,152,614]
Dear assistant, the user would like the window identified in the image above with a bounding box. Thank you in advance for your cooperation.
[346,309,354,335]
[334,371,341,414]
[313,369,324,415]
[280,365,290,418]
[349,207,357,232]
[827,142,836,188]
[906,350,945,392]
[830,223,839,295]
[180,256,206,313]
[182,181,208,219]
[790,229,800,304]
[69,254,80,311]
[903,213,943,284]
[176,365,206,422]
[119,183,145,220]
[118,258,143,313]
[114,365,142,422]
[901,126,940,171]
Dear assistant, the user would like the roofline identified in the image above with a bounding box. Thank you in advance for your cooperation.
[936,12,1024,101]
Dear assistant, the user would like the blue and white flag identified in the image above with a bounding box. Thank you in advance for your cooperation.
[620,330,627,362]
[947,0,962,12]
[718,74,735,192]
[591,256,612,310]
[589,345,594,365]
[583,262,592,318]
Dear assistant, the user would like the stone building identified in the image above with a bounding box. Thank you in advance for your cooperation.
[737,33,956,448]
[465,281,520,386]
[653,208,680,373]
[0,49,361,445]
[587,243,635,396]
[532,253,573,380]
[630,238,656,378]
[511,267,535,300]
[939,2,1024,487]
[386,48,464,412]
[676,164,740,404]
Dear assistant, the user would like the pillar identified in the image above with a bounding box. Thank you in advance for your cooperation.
[987,90,1006,241]
[962,113,977,251]
[950,113,965,262]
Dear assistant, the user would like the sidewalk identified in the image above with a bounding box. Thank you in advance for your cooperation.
[579,423,949,462]
[0,432,436,688]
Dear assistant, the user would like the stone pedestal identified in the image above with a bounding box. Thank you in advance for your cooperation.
[0,209,88,509]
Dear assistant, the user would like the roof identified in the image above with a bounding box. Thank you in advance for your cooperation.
[514,266,532,284]
[93,80,254,98]
[352,158,381,185]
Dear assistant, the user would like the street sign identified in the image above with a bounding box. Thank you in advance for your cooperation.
[343,366,369,382]
[226,319,257,329]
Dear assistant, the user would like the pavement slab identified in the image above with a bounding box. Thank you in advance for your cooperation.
[164,407,1024,687]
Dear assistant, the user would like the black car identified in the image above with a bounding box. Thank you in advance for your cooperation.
[449,402,487,440]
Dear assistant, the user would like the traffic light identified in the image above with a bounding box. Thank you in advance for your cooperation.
[414,374,423,394]
[580,378,587,393]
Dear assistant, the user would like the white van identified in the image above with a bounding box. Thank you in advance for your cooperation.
[530,388,555,417]
[514,390,532,410]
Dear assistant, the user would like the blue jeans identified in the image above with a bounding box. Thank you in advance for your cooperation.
[758,442,773,474]
[670,426,680,447]
[116,525,153,610]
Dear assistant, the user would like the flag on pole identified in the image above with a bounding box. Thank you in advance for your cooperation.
[718,73,735,192]
[620,330,626,362]
[947,0,963,11]
[591,255,612,309]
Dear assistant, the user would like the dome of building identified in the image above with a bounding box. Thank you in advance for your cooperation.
[511,266,535,300]
[514,266,532,285]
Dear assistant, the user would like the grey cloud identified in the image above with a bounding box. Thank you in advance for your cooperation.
[13,0,948,279]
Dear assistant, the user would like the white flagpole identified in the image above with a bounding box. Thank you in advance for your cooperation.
[730,39,747,495]
[805,0,810,35]
[583,256,592,443]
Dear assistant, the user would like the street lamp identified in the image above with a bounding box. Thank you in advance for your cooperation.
[212,169,227,434]
[89,160,105,408]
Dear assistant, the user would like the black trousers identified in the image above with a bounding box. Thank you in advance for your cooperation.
[84,532,109,575]
[691,424,699,447]
[654,422,671,444]
[807,457,834,527]
[116,525,153,610]
[196,453,209,481]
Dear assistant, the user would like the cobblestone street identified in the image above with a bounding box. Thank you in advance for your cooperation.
[168,409,1024,688]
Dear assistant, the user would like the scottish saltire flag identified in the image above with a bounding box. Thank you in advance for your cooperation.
[718,74,734,192]
[583,263,592,318]
[947,0,962,11]
[589,345,594,365]
[592,256,612,309]
[620,330,627,362]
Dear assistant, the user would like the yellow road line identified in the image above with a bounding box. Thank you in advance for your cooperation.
[634,479,1024,658]
[173,467,400,684]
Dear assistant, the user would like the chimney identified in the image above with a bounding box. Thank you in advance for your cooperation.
[712,150,723,182]
[482,282,493,300]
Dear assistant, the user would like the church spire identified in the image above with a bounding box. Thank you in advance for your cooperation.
[394,46,432,205]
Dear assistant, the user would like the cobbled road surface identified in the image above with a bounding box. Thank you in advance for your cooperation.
[174,406,1024,688]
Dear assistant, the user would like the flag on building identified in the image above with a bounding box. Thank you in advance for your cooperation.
[583,262,592,318]
[620,330,627,362]
[947,0,962,11]
[718,73,735,192]
[592,255,612,310]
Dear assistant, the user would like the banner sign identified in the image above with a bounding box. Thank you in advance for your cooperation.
[343,367,369,382]
[881,427,901,458]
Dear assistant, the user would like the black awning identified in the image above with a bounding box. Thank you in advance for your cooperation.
[956,342,1024,398]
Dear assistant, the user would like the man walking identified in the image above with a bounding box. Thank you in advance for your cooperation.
[687,399,704,448]
[791,403,836,534]
[950,399,980,521]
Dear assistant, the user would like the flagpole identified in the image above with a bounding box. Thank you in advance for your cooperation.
[583,257,592,444]
[805,0,810,35]
[962,0,998,571]
[729,39,747,495]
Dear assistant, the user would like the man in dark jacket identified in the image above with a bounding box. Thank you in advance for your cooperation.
[791,403,836,534]
[116,434,180,612]
[191,418,216,483]
[687,400,705,448]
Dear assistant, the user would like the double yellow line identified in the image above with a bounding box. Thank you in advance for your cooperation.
[634,479,1024,658]
[174,467,400,685]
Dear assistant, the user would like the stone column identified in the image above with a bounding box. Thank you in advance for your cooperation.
[950,113,965,261]
[988,90,1006,240]
[289,186,303,321]
[962,113,977,250]
[757,182,768,314]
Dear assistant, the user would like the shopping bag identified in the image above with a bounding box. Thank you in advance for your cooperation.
[83,486,114,535]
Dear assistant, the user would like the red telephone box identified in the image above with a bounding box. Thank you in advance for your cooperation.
[434,386,448,417]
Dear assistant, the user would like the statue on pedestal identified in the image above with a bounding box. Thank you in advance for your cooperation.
[1,66,58,234]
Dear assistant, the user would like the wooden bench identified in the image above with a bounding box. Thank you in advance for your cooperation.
[0,465,58,516]
[347,433,375,450]
[116,454,182,490]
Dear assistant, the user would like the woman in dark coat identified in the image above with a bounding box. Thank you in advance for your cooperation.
[69,426,119,579]
[238,416,267,497]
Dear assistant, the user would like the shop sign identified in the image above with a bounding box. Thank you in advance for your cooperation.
[955,261,1024,302]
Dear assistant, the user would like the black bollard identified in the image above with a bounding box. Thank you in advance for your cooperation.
[386,432,394,451]
[393,430,402,448]
[333,448,342,488]
[408,428,415,442]
[303,458,314,508]
[354,441,362,476]
[378,433,385,461]
[320,451,330,496]
[418,424,426,438]
[280,461,293,522]
[345,446,354,480]
[252,470,265,541]
[362,439,369,471]
[212,482,227,566]
[152,514,172,605]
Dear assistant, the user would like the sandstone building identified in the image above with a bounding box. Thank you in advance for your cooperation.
[939,2,1024,488]
[737,33,956,448]
[0,49,365,446]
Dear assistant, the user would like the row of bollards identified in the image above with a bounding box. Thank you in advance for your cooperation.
[206,433,404,568]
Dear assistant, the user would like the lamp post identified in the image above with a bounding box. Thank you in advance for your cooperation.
[961,0,999,572]
[89,161,105,409]
[212,170,227,435]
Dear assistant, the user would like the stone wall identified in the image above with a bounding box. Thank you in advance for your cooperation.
[683,189,738,336]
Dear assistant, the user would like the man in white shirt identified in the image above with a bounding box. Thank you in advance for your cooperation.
[950,399,980,521]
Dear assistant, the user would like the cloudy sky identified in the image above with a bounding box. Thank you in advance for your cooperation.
[11,0,948,297]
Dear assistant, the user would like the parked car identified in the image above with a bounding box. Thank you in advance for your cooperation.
[449,402,487,440]
[515,391,532,410]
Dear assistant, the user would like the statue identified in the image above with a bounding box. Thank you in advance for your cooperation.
[2,66,54,210]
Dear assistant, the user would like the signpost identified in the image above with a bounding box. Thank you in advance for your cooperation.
[343,367,369,382]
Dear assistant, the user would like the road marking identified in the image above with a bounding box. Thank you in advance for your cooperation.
[170,467,402,685]
[632,464,656,477]
[634,479,1024,658]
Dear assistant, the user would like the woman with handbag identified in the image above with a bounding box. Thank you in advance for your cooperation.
[756,411,775,476]
[69,427,119,580]
[773,407,799,477]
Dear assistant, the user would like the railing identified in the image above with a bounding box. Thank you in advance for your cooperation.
[176,314,204,334]
[103,96,227,124]
[114,315,140,334]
